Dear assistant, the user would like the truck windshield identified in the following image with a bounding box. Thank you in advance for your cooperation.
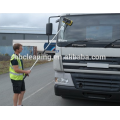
[57,14,120,47]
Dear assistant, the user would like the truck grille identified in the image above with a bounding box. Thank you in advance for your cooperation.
[62,56,120,92]
[71,73,120,92]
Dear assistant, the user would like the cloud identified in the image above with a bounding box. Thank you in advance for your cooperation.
[0,13,62,31]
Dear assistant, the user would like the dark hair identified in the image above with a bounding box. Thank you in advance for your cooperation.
[13,43,22,51]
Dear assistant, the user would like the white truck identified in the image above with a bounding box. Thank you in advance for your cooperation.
[47,13,120,102]
[13,40,56,57]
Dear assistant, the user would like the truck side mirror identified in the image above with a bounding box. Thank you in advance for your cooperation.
[46,23,53,35]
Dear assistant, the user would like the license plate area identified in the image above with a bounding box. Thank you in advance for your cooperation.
[87,63,109,68]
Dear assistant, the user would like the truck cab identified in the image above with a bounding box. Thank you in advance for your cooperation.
[48,13,120,102]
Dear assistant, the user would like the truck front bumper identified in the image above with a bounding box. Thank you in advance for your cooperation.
[54,84,120,102]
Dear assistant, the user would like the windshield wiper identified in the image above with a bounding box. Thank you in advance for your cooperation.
[65,40,88,47]
[104,39,120,48]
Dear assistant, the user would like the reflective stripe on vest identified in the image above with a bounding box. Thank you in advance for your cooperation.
[9,72,23,76]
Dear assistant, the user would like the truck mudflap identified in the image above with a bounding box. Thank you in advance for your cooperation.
[54,84,120,102]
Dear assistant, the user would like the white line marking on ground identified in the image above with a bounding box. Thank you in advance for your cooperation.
[23,80,54,101]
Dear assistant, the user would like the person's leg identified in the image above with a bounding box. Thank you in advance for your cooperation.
[18,91,25,105]
[18,80,26,105]
[11,80,21,106]
[13,93,19,106]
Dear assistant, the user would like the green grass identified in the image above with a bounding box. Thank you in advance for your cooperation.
[0,59,52,75]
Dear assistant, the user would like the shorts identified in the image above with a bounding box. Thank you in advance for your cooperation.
[11,79,26,94]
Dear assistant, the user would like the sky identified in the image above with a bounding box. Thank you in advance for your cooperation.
[0,2,119,34]
[0,0,119,33]
[0,13,63,32]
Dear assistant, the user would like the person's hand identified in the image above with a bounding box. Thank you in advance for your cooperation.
[25,70,31,74]
[27,74,29,77]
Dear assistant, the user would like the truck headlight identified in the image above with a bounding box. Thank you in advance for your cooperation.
[55,77,69,83]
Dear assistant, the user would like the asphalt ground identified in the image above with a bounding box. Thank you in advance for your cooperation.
[0,62,120,106]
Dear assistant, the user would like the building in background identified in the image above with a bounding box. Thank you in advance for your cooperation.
[0,27,57,56]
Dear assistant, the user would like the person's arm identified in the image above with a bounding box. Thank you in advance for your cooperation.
[13,65,30,74]
[11,59,31,74]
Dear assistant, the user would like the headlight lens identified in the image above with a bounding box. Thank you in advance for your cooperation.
[55,77,69,83]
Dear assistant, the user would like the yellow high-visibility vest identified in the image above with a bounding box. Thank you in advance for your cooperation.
[9,54,25,80]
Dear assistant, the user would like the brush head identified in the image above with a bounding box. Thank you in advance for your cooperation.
[63,18,73,26]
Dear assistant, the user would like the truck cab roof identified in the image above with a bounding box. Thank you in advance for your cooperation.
[60,13,120,17]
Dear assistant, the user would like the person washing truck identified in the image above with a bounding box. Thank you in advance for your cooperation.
[9,43,31,106]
